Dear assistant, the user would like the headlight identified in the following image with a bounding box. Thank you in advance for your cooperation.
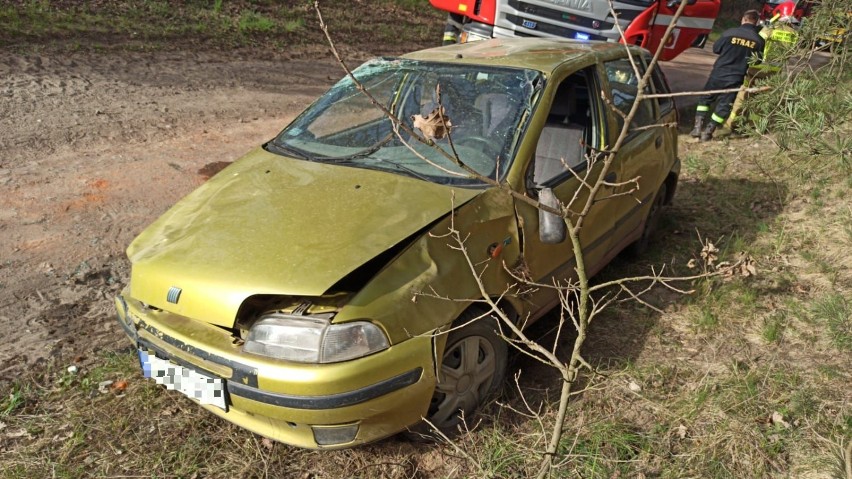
[243,313,389,363]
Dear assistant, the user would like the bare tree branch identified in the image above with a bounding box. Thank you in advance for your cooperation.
[314,2,760,477]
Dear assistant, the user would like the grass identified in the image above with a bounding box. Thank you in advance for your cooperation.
[0,0,444,53]
[1,352,288,477]
[558,419,651,478]
[0,383,26,416]
[762,310,787,342]
[238,10,275,34]
[693,304,720,330]
[811,293,852,350]
[683,152,711,179]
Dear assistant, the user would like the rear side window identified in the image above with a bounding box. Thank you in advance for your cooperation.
[650,64,673,114]
[604,58,655,132]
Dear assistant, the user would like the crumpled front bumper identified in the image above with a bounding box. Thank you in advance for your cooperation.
[114,291,437,449]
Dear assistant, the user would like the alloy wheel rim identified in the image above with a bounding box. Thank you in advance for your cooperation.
[430,335,497,428]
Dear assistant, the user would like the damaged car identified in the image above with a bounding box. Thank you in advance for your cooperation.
[115,37,680,449]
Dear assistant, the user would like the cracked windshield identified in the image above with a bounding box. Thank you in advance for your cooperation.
[270,59,541,185]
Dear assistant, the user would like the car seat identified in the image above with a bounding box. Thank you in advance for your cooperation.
[534,83,586,186]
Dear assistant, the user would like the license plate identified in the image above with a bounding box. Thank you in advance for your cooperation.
[138,350,228,411]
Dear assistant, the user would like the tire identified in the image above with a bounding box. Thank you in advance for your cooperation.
[412,309,508,437]
[627,182,667,257]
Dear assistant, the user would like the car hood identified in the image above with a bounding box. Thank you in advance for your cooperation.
[128,147,481,328]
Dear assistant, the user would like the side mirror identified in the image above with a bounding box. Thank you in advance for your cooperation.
[538,188,566,244]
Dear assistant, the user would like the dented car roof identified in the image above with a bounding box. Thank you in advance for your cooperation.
[402,37,640,72]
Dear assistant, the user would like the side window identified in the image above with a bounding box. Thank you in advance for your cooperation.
[532,71,596,186]
[604,58,656,132]
[650,64,673,115]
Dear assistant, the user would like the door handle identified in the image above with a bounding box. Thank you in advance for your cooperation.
[604,172,617,184]
[655,136,663,148]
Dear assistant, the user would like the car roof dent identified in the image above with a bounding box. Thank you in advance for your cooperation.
[402,37,626,73]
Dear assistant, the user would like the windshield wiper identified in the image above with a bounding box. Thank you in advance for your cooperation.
[370,159,430,182]
[265,141,318,162]
[328,155,431,183]
[272,133,436,183]
[316,133,395,163]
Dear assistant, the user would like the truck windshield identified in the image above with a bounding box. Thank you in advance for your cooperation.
[269,58,541,186]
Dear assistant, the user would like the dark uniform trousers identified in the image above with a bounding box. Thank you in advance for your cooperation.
[695,23,765,129]
[696,78,742,125]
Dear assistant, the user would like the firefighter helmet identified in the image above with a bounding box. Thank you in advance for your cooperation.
[773,1,799,23]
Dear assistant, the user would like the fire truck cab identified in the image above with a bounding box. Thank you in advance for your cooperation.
[431,0,721,61]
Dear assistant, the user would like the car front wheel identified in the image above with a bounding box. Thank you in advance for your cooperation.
[425,309,509,433]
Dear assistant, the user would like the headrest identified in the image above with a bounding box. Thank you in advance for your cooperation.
[549,83,577,118]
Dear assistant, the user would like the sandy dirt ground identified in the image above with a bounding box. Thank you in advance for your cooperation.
[0,43,719,379]
[0,49,351,377]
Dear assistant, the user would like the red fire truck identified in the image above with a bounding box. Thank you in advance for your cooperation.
[431,0,721,61]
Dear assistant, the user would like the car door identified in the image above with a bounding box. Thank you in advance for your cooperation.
[602,55,673,254]
[513,65,621,316]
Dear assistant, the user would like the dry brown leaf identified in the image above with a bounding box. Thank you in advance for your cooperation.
[721,252,758,278]
[770,411,792,429]
[737,252,757,277]
[411,106,452,140]
[700,241,719,268]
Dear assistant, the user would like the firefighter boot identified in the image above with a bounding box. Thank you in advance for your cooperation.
[700,121,718,142]
[690,116,705,138]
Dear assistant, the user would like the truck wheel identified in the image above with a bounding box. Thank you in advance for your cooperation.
[421,309,508,435]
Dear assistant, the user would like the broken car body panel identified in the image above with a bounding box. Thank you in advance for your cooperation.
[334,186,522,343]
[127,147,480,328]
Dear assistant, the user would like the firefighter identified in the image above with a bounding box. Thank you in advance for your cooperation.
[726,7,800,129]
[691,10,765,141]
[758,4,800,73]
[442,12,466,45]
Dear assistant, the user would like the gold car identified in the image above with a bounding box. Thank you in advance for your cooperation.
[116,38,680,449]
